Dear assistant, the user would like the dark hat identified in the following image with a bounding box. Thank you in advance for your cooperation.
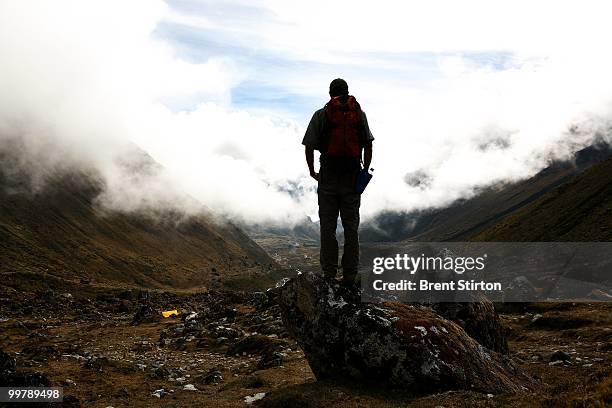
[329,78,348,96]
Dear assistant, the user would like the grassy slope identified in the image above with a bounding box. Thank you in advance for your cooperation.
[359,145,611,243]
[473,157,612,241]
[0,169,276,290]
[409,162,581,241]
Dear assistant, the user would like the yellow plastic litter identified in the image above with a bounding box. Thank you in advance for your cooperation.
[162,309,179,318]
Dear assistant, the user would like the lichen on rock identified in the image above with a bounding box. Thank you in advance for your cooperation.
[278,272,532,394]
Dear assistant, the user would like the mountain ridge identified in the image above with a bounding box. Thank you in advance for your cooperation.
[473,155,612,241]
[0,147,277,289]
[358,144,612,242]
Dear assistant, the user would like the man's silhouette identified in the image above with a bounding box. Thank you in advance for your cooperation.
[302,78,374,285]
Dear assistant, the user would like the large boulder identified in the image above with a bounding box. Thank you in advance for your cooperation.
[432,292,508,354]
[279,273,531,394]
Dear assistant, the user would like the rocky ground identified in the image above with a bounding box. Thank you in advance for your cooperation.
[0,273,610,407]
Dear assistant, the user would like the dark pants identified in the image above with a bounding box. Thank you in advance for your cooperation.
[318,164,361,283]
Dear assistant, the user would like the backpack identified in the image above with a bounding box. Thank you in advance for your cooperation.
[322,95,365,158]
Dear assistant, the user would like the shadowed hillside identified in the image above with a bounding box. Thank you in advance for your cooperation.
[360,144,611,242]
[0,149,276,290]
[473,156,612,241]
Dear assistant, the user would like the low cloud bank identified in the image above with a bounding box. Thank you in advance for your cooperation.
[1,1,611,227]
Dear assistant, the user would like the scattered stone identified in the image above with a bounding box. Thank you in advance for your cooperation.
[0,349,16,375]
[249,292,270,310]
[61,354,87,362]
[244,392,266,404]
[198,369,224,385]
[0,348,50,386]
[257,351,284,369]
[550,350,571,362]
[185,312,199,321]
[183,384,197,391]
[131,304,158,326]
[213,325,244,340]
[149,366,170,379]
[151,388,168,398]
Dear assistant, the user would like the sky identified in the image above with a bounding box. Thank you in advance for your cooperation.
[1,0,612,225]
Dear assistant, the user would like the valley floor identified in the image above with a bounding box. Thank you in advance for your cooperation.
[1,273,610,407]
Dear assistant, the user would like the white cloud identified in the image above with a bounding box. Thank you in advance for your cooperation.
[1,0,611,226]
[165,1,611,60]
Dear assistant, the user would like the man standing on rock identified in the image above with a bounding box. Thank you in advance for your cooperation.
[302,78,374,286]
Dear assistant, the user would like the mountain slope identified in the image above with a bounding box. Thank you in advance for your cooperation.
[0,152,276,289]
[360,144,611,242]
[473,156,612,241]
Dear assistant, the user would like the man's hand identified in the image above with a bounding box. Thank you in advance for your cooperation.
[305,147,319,182]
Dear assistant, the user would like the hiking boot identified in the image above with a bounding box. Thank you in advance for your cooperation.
[340,279,361,295]
[321,268,338,282]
